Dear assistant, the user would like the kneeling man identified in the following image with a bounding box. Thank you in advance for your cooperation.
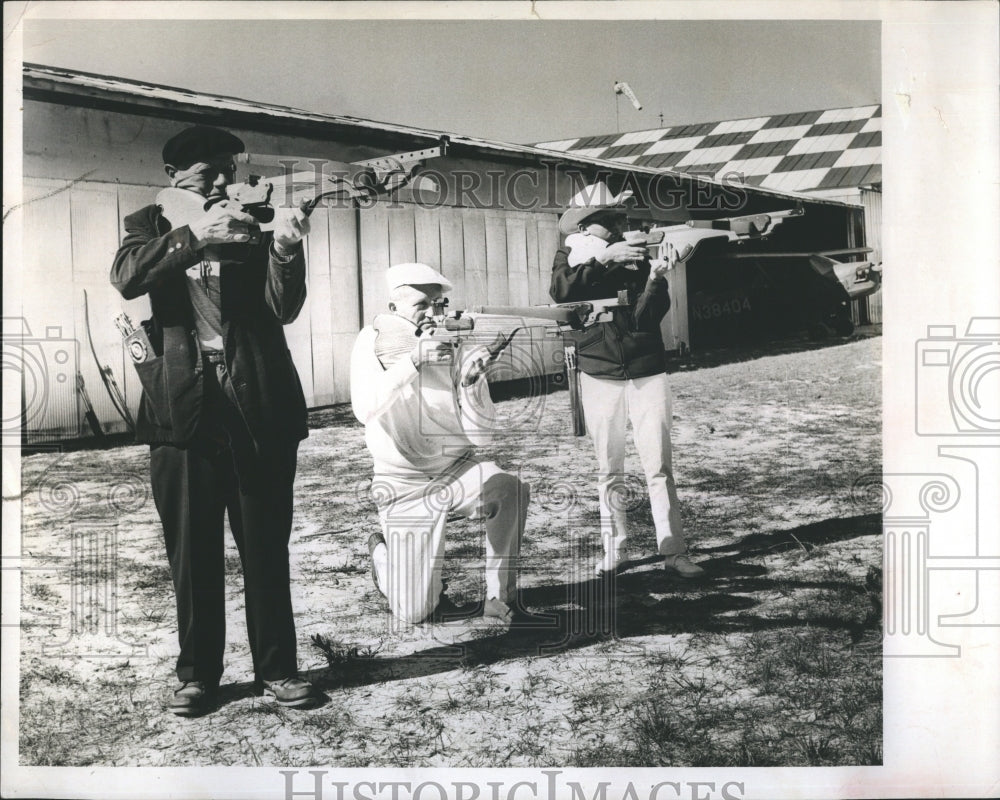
[350,263,529,625]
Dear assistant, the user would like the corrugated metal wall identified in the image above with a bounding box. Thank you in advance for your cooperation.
[16,178,561,441]
[860,188,883,325]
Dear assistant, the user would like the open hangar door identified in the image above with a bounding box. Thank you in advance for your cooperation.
[675,203,871,349]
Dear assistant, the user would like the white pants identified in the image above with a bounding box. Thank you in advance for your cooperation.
[580,371,686,562]
[374,458,528,624]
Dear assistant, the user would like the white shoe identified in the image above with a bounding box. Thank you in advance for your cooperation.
[662,553,706,578]
[594,554,623,577]
[367,532,388,597]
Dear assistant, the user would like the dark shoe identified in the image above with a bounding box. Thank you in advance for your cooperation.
[168,680,217,717]
[367,531,387,595]
[260,676,316,708]
[662,553,706,578]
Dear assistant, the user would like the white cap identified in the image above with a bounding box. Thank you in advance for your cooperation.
[385,262,453,293]
[558,181,634,235]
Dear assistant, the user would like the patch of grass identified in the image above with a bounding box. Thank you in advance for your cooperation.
[324,558,368,575]
[309,634,385,686]
[823,686,877,729]
[25,663,80,686]
[724,728,789,767]
[297,707,354,735]
[374,711,448,768]
[786,587,875,628]
[796,734,838,766]
[20,718,79,765]
[785,636,837,678]
[753,655,782,695]
[245,701,287,718]
[393,690,426,713]
[19,685,156,766]
[852,738,883,765]
[569,742,620,767]
[460,667,495,699]
[25,582,59,603]
[627,700,715,766]
[130,563,173,590]
[596,621,882,766]
[656,645,697,671]
[505,720,549,765]
[817,563,857,584]
[437,690,462,712]
[133,604,170,625]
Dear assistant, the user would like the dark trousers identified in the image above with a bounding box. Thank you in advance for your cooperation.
[150,358,299,684]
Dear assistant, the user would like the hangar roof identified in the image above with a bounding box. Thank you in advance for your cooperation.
[22,63,862,209]
[536,105,882,193]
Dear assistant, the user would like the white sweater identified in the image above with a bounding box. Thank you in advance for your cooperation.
[350,326,496,476]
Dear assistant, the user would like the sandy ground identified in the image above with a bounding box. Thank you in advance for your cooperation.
[15,336,882,767]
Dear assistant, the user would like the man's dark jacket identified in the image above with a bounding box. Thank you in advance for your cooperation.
[110,204,309,450]
[549,244,671,380]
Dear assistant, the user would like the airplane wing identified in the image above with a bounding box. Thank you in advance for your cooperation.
[808,255,882,300]
[721,247,875,259]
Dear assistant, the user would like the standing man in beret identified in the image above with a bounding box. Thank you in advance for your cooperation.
[111,125,315,716]
[551,181,706,580]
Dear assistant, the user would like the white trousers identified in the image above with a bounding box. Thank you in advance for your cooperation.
[579,371,686,561]
[374,458,528,624]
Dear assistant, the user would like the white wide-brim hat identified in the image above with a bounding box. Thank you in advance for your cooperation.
[558,181,634,235]
[385,262,453,293]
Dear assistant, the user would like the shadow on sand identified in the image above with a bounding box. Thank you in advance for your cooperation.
[216,511,880,706]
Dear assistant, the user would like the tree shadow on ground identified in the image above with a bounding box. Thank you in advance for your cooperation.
[217,512,880,703]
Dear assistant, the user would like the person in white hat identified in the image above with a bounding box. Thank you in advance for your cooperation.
[349,263,531,625]
[550,182,706,579]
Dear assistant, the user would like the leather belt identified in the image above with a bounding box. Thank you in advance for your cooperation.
[202,350,226,366]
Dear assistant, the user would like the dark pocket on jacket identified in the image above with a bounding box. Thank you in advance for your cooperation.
[576,326,607,353]
[132,356,170,427]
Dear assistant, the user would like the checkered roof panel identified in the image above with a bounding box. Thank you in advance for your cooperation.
[536,104,882,191]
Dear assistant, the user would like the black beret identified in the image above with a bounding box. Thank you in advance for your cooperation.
[161,125,245,168]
